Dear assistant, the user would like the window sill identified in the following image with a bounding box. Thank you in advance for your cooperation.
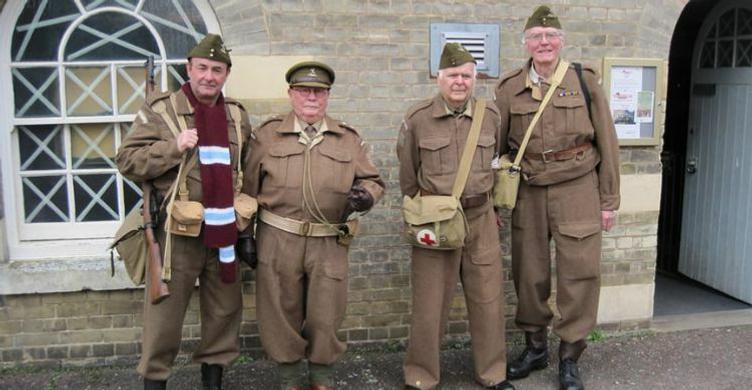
[0,257,139,295]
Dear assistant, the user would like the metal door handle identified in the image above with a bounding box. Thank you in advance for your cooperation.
[687,158,697,174]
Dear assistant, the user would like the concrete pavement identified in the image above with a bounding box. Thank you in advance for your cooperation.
[1,321,751,389]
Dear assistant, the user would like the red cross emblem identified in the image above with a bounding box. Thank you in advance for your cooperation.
[417,229,438,247]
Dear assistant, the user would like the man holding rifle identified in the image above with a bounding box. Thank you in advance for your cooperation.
[116,34,252,390]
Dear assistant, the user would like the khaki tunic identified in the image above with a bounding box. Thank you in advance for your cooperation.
[494,61,620,344]
[116,89,252,380]
[243,111,385,365]
[397,95,508,389]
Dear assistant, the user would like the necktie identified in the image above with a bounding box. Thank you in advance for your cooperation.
[305,125,317,139]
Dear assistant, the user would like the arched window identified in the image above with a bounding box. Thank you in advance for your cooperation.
[1,0,219,260]
[698,6,752,69]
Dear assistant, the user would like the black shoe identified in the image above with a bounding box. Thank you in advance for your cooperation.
[144,379,166,390]
[488,379,516,389]
[559,359,584,390]
[201,363,223,390]
[507,346,549,380]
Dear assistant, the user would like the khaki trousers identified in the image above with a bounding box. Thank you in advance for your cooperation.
[255,222,349,365]
[511,170,602,343]
[404,206,508,389]
[138,232,242,380]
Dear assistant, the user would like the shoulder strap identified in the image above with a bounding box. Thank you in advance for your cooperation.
[451,98,486,198]
[573,62,592,120]
[228,104,244,193]
[513,60,570,166]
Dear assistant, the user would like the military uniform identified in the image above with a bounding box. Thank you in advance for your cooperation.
[494,61,620,348]
[117,86,252,381]
[398,95,509,389]
[243,109,384,383]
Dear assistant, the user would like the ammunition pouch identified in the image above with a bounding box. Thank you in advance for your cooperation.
[168,200,204,237]
[234,193,258,232]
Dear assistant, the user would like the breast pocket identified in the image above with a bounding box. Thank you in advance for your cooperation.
[318,144,354,194]
[552,95,590,135]
[473,135,496,172]
[418,136,453,176]
[510,103,540,135]
[266,143,305,189]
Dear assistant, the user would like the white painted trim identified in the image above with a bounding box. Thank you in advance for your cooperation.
[1,0,221,265]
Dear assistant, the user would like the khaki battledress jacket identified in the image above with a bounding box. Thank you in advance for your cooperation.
[243,111,384,365]
[398,95,509,389]
[116,88,252,380]
[494,60,620,344]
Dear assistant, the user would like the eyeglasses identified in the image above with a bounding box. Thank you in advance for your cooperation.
[291,86,329,97]
[524,31,563,43]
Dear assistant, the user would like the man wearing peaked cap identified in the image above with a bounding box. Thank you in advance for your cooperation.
[117,33,252,390]
[397,43,514,389]
[494,5,620,390]
[285,61,335,88]
[243,61,384,390]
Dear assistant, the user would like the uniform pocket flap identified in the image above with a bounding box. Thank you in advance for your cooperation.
[269,143,305,157]
[558,222,601,239]
[552,95,585,108]
[510,103,540,115]
[477,135,495,147]
[418,137,451,151]
[319,145,352,162]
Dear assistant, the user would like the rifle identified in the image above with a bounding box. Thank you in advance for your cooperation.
[143,182,170,304]
[140,56,169,304]
[145,55,156,99]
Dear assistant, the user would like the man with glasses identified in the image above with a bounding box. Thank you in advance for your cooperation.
[494,5,620,390]
[243,61,384,390]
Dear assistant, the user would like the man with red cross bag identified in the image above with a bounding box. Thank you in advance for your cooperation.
[397,43,514,390]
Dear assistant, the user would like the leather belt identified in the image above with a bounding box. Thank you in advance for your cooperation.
[526,143,593,163]
[420,190,490,209]
[258,209,357,237]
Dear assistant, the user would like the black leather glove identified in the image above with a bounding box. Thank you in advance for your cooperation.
[347,185,373,212]
[236,233,257,269]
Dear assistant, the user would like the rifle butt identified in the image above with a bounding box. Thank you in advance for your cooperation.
[148,243,170,304]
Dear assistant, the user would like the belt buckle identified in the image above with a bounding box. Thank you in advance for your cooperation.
[541,149,554,163]
[576,149,586,160]
[300,221,311,236]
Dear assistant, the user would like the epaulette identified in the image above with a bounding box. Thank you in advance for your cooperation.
[224,97,247,111]
[257,115,283,130]
[571,62,598,76]
[337,121,361,136]
[146,90,171,106]
[483,100,501,116]
[404,98,434,120]
[497,68,523,87]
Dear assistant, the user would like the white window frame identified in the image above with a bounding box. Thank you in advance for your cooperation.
[0,0,221,262]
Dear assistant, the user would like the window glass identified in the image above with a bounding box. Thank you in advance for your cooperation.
[8,0,210,241]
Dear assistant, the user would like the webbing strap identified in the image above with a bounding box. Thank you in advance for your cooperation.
[451,98,486,199]
[513,60,570,167]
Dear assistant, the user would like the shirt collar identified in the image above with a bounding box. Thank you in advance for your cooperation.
[438,96,473,118]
